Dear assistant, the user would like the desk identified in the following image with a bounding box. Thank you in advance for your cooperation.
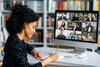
[27,47,100,67]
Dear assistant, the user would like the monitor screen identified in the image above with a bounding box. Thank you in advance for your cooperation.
[54,10,99,43]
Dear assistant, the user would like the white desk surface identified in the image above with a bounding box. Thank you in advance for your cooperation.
[27,47,100,67]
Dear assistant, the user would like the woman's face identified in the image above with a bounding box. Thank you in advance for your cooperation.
[24,21,38,39]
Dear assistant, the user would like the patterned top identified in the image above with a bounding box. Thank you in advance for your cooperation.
[2,34,42,67]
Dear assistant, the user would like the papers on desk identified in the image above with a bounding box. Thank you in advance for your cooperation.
[40,52,78,60]
[40,55,49,60]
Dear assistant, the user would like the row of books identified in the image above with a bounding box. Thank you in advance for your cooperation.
[27,0,43,12]
[57,0,90,10]
[27,0,90,12]
[3,0,100,11]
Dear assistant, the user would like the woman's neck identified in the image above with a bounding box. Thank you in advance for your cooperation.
[17,31,29,43]
[23,36,29,43]
[17,33,24,41]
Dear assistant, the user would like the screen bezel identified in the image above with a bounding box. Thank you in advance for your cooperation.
[54,10,99,43]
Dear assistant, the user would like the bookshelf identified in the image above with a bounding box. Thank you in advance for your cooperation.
[0,0,100,47]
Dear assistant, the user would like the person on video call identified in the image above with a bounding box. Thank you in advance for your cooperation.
[57,13,67,21]
[82,33,94,41]
[71,23,81,31]
[57,28,67,39]
[84,23,95,32]
[58,20,67,30]
[70,31,77,40]
[85,13,96,22]
[72,13,79,21]
[2,4,58,67]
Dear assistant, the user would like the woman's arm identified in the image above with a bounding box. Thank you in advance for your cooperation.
[31,49,44,58]
[25,43,43,58]
[27,44,59,67]
[41,52,58,67]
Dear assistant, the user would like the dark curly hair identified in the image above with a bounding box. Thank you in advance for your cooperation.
[6,4,39,35]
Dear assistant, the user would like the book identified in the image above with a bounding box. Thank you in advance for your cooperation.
[0,16,9,42]
[0,17,1,31]
[47,16,54,27]
[27,0,37,12]
[47,31,53,43]
[72,0,76,10]
[81,1,85,10]
[48,0,52,12]
[69,0,73,10]
[0,30,4,43]
[0,0,3,11]
[38,17,43,28]
[95,0,99,11]
[0,16,4,42]
[51,1,56,12]
[47,0,56,12]
[67,0,70,10]
[57,1,67,10]
[3,27,9,42]
[63,1,67,10]
[57,1,63,10]
[47,16,52,27]
[76,0,81,10]
[98,34,100,46]
[36,1,43,12]
[86,1,90,10]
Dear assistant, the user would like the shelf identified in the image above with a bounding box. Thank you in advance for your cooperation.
[28,42,43,45]
[2,10,11,14]
[36,11,43,14]
[2,10,43,14]
[47,27,54,30]
[36,27,54,30]
[28,42,54,45]
[36,27,43,30]
[47,43,54,45]
[47,12,55,14]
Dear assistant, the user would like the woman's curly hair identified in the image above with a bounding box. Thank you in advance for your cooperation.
[6,4,39,35]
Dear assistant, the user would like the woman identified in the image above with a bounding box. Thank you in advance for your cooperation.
[2,4,58,67]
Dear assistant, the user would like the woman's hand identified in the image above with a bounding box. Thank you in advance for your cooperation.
[34,52,44,58]
[48,52,59,62]
[31,50,44,58]
[48,47,59,62]
[41,47,59,67]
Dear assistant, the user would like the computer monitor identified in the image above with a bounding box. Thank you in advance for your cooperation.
[54,10,99,52]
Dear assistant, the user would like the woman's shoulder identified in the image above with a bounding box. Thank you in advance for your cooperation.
[6,34,23,46]
[7,35,19,42]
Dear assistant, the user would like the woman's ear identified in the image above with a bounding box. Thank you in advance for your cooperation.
[24,23,29,28]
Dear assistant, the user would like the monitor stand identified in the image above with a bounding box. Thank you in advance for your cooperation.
[69,47,89,58]
[69,47,87,55]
